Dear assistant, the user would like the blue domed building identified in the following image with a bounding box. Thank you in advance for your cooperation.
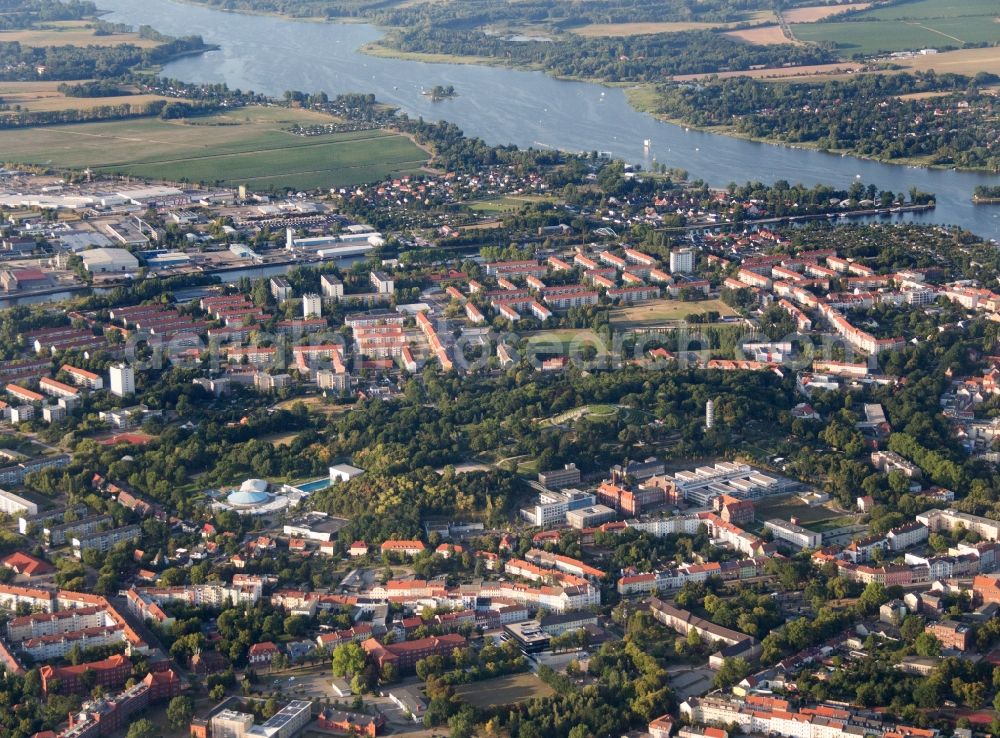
[227,479,272,508]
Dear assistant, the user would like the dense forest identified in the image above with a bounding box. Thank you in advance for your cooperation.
[385,28,833,82]
[974,185,1000,201]
[373,0,765,28]
[0,98,220,127]
[0,35,212,82]
[180,0,805,25]
[652,71,1000,171]
[57,80,130,97]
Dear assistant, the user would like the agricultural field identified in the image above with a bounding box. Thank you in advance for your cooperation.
[724,25,795,46]
[0,81,182,113]
[569,10,775,37]
[781,3,871,23]
[572,21,729,37]
[790,0,1000,56]
[609,298,738,327]
[856,0,996,22]
[0,106,430,190]
[454,673,555,708]
[894,46,1000,77]
[671,62,863,81]
[0,22,162,49]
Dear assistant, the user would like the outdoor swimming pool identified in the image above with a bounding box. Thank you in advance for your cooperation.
[294,478,333,493]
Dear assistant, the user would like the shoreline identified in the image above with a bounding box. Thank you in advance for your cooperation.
[361,43,996,176]
[162,0,332,24]
[622,86,996,176]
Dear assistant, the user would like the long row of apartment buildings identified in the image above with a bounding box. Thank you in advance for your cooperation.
[681,693,936,738]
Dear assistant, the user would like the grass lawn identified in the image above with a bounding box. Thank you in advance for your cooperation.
[275,395,353,417]
[0,106,429,190]
[624,83,662,114]
[455,673,555,708]
[360,42,498,66]
[491,454,537,473]
[610,298,738,327]
[543,403,618,426]
[466,194,553,213]
[259,431,301,447]
[807,516,861,533]
[511,456,540,474]
[523,328,609,355]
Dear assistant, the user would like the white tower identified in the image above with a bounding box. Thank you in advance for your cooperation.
[109,363,135,398]
[303,293,322,319]
[705,399,715,430]
[285,227,295,250]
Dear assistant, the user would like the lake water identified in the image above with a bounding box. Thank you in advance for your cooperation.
[99,0,1000,238]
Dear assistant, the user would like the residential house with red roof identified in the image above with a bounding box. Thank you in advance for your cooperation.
[248,641,281,670]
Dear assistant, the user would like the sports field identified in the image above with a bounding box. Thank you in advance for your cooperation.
[0,107,430,190]
[455,673,555,708]
[466,194,552,213]
[523,328,609,355]
[790,0,1000,56]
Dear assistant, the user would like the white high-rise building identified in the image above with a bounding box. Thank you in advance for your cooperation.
[670,248,695,274]
[705,399,715,430]
[303,293,322,318]
[109,363,135,397]
[321,274,343,300]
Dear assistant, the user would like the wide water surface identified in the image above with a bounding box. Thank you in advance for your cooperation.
[99,0,1000,238]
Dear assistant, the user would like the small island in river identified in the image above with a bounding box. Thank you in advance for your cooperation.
[422,84,457,100]
[973,185,1000,204]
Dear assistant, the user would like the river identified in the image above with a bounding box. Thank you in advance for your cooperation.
[98,0,1000,238]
